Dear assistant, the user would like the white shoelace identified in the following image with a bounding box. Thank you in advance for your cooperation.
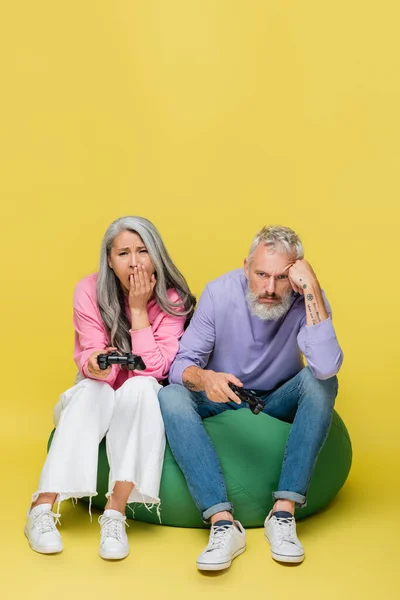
[98,514,129,543]
[206,524,233,552]
[34,510,61,534]
[274,516,297,544]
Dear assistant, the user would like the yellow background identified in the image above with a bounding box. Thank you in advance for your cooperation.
[1,1,399,598]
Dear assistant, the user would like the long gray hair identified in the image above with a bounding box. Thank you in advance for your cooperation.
[96,216,196,354]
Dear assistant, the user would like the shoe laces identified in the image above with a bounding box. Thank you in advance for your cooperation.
[274,515,297,544]
[98,514,129,543]
[206,524,233,552]
[34,509,61,534]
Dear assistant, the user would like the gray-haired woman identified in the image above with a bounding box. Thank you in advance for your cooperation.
[25,216,195,560]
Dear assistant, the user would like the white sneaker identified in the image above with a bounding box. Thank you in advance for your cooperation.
[264,510,305,563]
[196,520,246,571]
[98,509,129,560]
[24,503,63,554]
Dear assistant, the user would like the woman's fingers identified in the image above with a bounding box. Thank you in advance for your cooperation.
[138,264,147,291]
[133,266,141,290]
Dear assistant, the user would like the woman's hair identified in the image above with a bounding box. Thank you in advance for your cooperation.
[96,216,196,353]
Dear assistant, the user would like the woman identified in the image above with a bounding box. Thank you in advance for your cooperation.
[25,216,195,560]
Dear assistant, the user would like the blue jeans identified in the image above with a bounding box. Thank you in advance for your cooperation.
[158,367,338,521]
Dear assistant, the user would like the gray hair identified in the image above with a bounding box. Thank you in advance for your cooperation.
[248,225,304,263]
[96,216,196,354]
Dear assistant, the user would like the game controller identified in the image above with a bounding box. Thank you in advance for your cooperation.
[97,352,146,371]
[228,383,265,415]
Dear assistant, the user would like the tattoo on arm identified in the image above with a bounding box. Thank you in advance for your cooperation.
[307,303,316,325]
[306,293,313,301]
[313,302,321,323]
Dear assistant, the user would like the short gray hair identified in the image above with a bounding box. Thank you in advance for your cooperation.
[248,225,304,262]
[96,216,196,354]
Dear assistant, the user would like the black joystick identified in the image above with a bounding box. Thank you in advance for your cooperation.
[228,383,265,415]
[97,352,146,371]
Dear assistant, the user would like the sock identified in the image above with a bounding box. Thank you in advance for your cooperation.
[272,511,293,519]
[213,519,233,527]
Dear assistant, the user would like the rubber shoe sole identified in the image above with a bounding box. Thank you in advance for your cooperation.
[24,528,63,555]
[196,545,246,571]
[264,532,304,564]
[99,547,130,561]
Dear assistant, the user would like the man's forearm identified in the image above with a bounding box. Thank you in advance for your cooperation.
[182,366,207,392]
[303,282,329,326]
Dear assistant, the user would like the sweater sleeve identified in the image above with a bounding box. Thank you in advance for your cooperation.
[129,290,186,380]
[168,285,216,385]
[73,278,120,386]
[296,291,344,380]
[130,317,185,380]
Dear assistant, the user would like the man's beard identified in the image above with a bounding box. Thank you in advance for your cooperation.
[245,287,293,321]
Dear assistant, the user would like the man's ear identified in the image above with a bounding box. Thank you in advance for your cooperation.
[244,257,249,279]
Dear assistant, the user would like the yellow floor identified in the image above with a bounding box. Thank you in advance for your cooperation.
[2,431,399,600]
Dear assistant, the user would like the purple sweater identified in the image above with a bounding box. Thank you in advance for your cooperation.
[169,269,343,391]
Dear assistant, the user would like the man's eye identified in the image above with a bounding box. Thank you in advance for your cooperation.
[276,274,288,280]
[258,272,266,277]
[139,249,148,253]
[119,252,128,256]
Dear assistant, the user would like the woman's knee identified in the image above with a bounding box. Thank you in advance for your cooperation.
[57,378,114,414]
[54,378,115,432]
[116,376,161,411]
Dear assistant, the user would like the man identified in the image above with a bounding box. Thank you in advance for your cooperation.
[158,225,343,569]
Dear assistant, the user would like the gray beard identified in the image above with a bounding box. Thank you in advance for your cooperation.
[245,287,292,321]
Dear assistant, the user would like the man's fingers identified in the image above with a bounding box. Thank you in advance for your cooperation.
[284,261,296,273]
[226,390,242,404]
[221,381,242,404]
[226,373,243,387]
[211,389,241,404]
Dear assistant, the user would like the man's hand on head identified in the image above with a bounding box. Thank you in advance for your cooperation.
[287,260,319,295]
[287,260,329,326]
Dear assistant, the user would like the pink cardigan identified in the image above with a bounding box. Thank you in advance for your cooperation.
[73,273,186,390]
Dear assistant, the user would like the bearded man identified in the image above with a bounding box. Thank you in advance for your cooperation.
[158,225,343,570]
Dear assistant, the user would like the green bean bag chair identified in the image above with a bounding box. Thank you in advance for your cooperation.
[48,409,351,528]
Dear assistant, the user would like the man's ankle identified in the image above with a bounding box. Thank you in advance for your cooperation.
[273,500,295,515]
[210,511,234,525]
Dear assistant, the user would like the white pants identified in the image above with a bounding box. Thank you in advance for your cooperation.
[33,376,165,507]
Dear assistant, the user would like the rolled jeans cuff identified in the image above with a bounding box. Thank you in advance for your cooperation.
[272,491,307,508]
[202,502,234,522]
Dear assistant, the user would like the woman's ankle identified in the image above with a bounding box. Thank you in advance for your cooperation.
[31,493,57,510]
[104,499,126,514]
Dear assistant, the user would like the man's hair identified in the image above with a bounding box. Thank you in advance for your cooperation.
[248,225,304,262]
[96,216,196,354]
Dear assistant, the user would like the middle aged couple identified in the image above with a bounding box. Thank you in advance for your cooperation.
[25,215,343,570]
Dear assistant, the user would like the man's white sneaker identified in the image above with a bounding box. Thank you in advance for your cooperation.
[98,509,129,560]
[24,503,63,554]
[196,520,246,571]
[264,510,305,563]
